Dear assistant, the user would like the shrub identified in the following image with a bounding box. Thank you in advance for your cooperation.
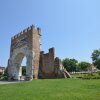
[0,75,8,80]
[82,73,100,79]
[0,72,3,75]
[98,71,100,76]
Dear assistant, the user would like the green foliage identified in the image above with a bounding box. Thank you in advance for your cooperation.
[0,75,8,80]
[71,72,100,79]
[98,71,100,76]
[4,67,8,76]
[78,61,91,71]
[82,73,100,79]
[62,58,78,72]
[0,72,2,75]
[91,49,100,69]
[22,66,26,76]
[0,67,8,80]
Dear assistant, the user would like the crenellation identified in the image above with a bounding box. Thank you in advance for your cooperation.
[31,24,35,29]
[11,28,41,47]
[17,33,20,37]
[19,31,23,35]
[11,25,38,41]
[17,33,20,38]
[23,29,26,33]
[28,26,31,30]
[37,27,41,31]
[23,27,29,33]
[27,27,30,31]
[14,35,17,38]
[11,37,14,40]
[37,27,41,36]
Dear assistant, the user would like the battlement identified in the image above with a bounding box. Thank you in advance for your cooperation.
[11,25,41,40]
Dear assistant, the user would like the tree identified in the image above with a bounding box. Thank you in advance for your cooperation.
[78,62,91,71]
[91,49,100,69]
[0,72,2,75]
[62,58,78,72]
[22,66,26,76]
[4,67,8,76]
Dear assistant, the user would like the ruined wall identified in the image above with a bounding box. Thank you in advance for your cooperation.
[39,48,55,78]
[39,48,67,78]
[39,48,71,79]
[54,57,65,78]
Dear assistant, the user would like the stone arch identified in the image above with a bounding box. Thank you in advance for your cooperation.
[13,53,31,80]
[7,25,41,80]
[12,53,25,80]
[8,46,34,80]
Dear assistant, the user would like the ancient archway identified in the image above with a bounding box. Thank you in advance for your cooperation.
[10,51,33,80]
[7,25,41,80]
[7,25,71,80]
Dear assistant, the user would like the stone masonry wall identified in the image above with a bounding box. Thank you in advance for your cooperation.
[39,47,71,79]
[39,48,55,78]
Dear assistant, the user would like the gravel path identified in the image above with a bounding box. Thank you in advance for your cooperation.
[0,81,22,85]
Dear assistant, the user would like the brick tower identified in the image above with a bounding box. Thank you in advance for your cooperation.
[8,25,41,80]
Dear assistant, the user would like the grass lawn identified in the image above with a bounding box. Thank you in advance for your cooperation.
[0,79,100,100]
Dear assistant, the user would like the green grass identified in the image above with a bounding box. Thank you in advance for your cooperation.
[0,79,100,100]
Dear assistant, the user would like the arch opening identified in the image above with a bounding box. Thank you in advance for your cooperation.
[21,57,27,76]
[11,52,33,81]
[13,53,28,80]
[21,56,27,80]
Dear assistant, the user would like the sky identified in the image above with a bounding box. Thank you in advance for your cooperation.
[0,0,100,66]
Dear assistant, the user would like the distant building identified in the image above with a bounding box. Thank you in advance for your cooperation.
[87,64,97,72]
[0,66,5,74]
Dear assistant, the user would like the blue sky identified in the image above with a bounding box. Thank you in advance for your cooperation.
[0,0,100,66]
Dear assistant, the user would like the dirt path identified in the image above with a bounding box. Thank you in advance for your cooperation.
[0,81,22,85]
